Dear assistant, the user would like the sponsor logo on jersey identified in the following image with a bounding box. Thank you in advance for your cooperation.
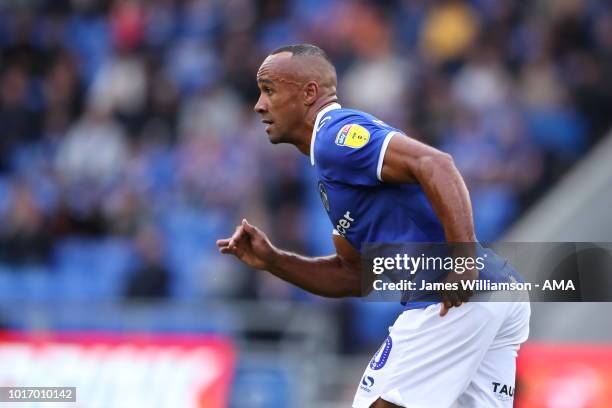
[369,336,392,370]
[335,124,370,148]
[335,211,355,236]
[318,181,330,212]
[491,382,514,401]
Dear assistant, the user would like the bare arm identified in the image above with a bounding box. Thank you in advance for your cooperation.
[380,133,477,315]
[380,133,475,243]
[216,220,362,298]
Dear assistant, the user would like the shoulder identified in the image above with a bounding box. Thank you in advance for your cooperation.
[319,108,387,138]
[313,106,403,185]
[313,108,397,164]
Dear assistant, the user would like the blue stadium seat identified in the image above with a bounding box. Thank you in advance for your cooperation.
[349,300,403,348]
[53,238,136,300]
[0,265,20,302]
[91,238,135,299]
[20,265,54,303]
[230,363,293,408]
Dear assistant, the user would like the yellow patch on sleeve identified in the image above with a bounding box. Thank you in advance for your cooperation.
[335,124,370,148]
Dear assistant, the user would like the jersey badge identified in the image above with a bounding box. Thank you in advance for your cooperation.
[335,124,370,148]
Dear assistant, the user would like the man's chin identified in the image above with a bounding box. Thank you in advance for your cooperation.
[266,130,283,144]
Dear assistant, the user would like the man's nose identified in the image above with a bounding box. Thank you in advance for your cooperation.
[254,96,267,114]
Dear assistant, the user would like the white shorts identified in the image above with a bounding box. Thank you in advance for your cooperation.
[352,296,531,408]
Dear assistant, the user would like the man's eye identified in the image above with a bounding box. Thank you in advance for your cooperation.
[263,87,273,94]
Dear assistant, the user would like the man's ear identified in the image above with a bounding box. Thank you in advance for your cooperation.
[303,81,319,105]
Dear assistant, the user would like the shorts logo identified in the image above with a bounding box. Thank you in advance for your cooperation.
[359,376,375,392]
[335,124,370,148]
[318,181,330,212]
[492,382,514,401]
[369,336,392,370]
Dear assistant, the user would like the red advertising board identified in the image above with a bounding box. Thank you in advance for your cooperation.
[517,343,612,408]
[0,331,235,407]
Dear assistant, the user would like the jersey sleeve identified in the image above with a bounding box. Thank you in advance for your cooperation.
[317,115,399,186]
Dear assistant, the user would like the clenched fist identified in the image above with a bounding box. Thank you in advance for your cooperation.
[216,219,278,271]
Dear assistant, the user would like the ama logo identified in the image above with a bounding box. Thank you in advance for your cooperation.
[369,336,392,370]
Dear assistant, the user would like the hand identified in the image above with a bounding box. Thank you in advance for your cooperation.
[216,219,277,270]
[439,267,477,317]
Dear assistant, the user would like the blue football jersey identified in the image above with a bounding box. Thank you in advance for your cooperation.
[311,103,445,249]
[311,103,521,308]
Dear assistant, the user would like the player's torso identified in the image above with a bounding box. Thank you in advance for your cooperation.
[311,105,445,251]
[317,180,445,250]
[310,105,522,307]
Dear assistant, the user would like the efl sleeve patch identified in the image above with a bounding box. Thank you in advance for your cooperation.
[335,124,370,148]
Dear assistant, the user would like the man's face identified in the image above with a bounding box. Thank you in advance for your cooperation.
[254,53,305,143]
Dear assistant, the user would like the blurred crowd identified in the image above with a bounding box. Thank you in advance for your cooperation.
[0,0,611,343]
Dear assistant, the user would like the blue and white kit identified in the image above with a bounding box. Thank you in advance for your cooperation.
[311,103,530,407]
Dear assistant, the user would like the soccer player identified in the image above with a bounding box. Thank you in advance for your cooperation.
[216,44,530,407]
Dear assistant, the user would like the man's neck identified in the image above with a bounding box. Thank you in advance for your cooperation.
[295,97,339,155]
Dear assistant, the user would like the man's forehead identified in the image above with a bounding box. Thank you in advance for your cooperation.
[263,52,292,64]
[257,52,295,80]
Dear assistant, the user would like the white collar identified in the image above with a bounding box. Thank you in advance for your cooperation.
[310,102,341,166]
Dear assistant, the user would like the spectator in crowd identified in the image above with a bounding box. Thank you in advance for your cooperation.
[125,224,170,299]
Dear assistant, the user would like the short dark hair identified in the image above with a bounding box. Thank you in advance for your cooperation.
[270,44,333,65]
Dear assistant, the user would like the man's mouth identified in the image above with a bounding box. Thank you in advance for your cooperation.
[262,119,273,132]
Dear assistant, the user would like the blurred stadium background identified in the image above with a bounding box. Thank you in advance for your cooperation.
[0,0,611,406]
